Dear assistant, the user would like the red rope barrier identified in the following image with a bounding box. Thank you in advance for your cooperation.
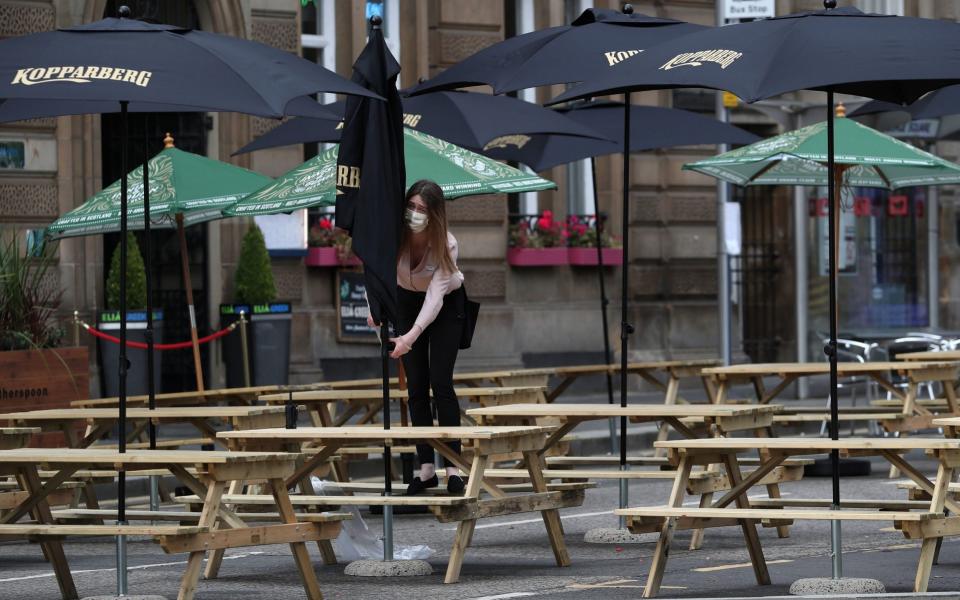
[81,320,238,350]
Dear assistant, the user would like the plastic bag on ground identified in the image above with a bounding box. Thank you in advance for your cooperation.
[311,478,434,561]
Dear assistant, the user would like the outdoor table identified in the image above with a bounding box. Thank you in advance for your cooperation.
[0,406,287,450]
[705,361,960,433]
[619,437,960,597]
[258,386,545,427]
[0,448,344,600]
[70,383,329,409]
[0,427,39,450]
[217,425,579,583]
[325,359,720,404]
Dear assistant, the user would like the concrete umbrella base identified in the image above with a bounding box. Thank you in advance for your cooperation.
[583,527,653,544]
[789,578,886,595]
[344,559,433,577]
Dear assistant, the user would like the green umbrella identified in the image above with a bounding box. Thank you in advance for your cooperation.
[47,135,273,391]
[684,114,960,188]
[225,128,555,216]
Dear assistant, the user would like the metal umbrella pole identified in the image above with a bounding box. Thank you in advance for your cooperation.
[115,98,129,597]
[589,156,617,455]
[618,93,633,529]
[143,118,159,514]
[381,321,394,561]
[176,210,205,392]
[826,89,843,579]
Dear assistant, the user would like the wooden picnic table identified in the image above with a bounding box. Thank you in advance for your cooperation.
[705,361,960,433]
[70,383,329,409]
[0,427,39,450]
[217,425,579,584]
[259,386,545,428]
[900,350,960,362]
[620,436,960,597]
[325,359,720,404]
[0,406,287,450]
[0,448,346,600]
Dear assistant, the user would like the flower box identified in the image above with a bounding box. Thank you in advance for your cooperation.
[567,247,623,266]
[305,247,362,267]
[507,247,568,267]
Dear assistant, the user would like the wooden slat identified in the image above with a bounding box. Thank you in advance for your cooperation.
[218,425,551,442]
[656,437,960,452]
[0,524,207,536]
[0,448,295,465]
[466,403,778,419]
[157,522,342,553]
[616,507,938,521]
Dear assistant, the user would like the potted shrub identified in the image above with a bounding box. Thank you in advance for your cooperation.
[565,214,623,266]
[221,224,291,387]
[507,210,569,266]
[305,214,361,267]
[98,232,163,397]
[0,237,88,446]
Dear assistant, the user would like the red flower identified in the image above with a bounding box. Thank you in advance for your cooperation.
[318,217,333,230]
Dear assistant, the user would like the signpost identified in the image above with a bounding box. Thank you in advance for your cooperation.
[723,0,775,20]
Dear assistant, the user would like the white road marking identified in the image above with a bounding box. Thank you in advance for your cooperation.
[464,593,539,600]
[693,559,792,572]
[445,509,613,531]
[0,551,265,583]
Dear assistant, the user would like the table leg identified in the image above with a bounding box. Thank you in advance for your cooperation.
[688,491,712,551]
[720,453,770,585]
[298,475,337,565]
[177,479,225,600]
[643,454,693,598]
[203,478,244,580]
[702,376,718,404]
[713,379,728,405]
[269,477,324,600]
[546,375,577,403]
[523,449,570,567]
[891,383,919,478]
[755,427,789,539]
[18,465,78,600]
[445,453,487,584]
[915,462,953,592]
[654,375,682,458]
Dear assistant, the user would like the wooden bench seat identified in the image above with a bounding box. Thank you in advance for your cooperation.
[95,437,216,450]
[749,498,931,510]
[52,508,351,524]
[0,523,207,536]
[772,413,903,423]
[175,493,472,507]
[618,506,939,524]
[544,456,814,467]
[330,480,595,494]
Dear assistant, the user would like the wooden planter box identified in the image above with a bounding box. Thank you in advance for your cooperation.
[568,247,624,266]
[305,247,362,267]
[0,346,89,447]
[507,247,568,267]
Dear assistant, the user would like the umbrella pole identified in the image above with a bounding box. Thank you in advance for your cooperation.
[618,95,633,528]
[176,213,205,392]
[116,99,129,597]
[143,117,159,515]
[826,89,843,579]
[590,157,617,455]
[380,321,393,561]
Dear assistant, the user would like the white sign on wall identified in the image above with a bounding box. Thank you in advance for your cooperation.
[723,0,775,20]
[255,210,307,254]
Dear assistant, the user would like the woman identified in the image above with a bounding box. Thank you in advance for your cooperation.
[366,179,466,495]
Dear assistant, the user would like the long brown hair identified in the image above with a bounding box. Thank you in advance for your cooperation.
[399,180,457,274]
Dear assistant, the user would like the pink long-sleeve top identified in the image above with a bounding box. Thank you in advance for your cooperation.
[399,232,464,342]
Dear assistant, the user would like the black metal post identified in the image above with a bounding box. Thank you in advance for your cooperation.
[590,157,617,455]
[116,98,129,597]
[144,118,155,448]
[826,88,842,579]
[618,93,633,525]
[381,321,394,560]
[286,389,297,429]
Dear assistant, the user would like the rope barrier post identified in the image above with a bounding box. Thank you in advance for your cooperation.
[239,310,252,388]
[286,388,297,429]
[72,310,80,347]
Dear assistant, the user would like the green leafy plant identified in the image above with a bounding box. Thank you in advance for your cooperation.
[105,232,147,310]
[0,235,64,350]
[235,224,277,305]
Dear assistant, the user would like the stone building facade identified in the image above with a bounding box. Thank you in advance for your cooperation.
[2,0,959,396]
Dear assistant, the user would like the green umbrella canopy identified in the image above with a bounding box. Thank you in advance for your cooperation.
[225,128,556,217]
[684,116,960,189]
[46,142,273,239]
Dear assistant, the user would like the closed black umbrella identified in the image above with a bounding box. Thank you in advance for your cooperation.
[410,6,710,530]
[334,15,406,563]
[0,6,377,595]
[552,1,960,588]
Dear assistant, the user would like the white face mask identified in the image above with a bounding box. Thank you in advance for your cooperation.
[405,208,428,233]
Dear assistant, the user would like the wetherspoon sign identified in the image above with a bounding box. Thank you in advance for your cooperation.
[723,0,775,20]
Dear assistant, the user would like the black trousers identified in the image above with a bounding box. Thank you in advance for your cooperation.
[397,286,463,465]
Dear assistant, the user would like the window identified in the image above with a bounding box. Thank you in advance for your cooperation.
[855,1,904,16]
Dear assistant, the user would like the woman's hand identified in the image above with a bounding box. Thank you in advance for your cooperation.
[366,313,379,329]
[389,333,414,359]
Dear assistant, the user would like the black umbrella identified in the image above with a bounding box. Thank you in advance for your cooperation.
[0,6,377,594]
[334,15,406,563]
[552,1,960,588]
[234,90,607,156]
[410,5,708,531]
